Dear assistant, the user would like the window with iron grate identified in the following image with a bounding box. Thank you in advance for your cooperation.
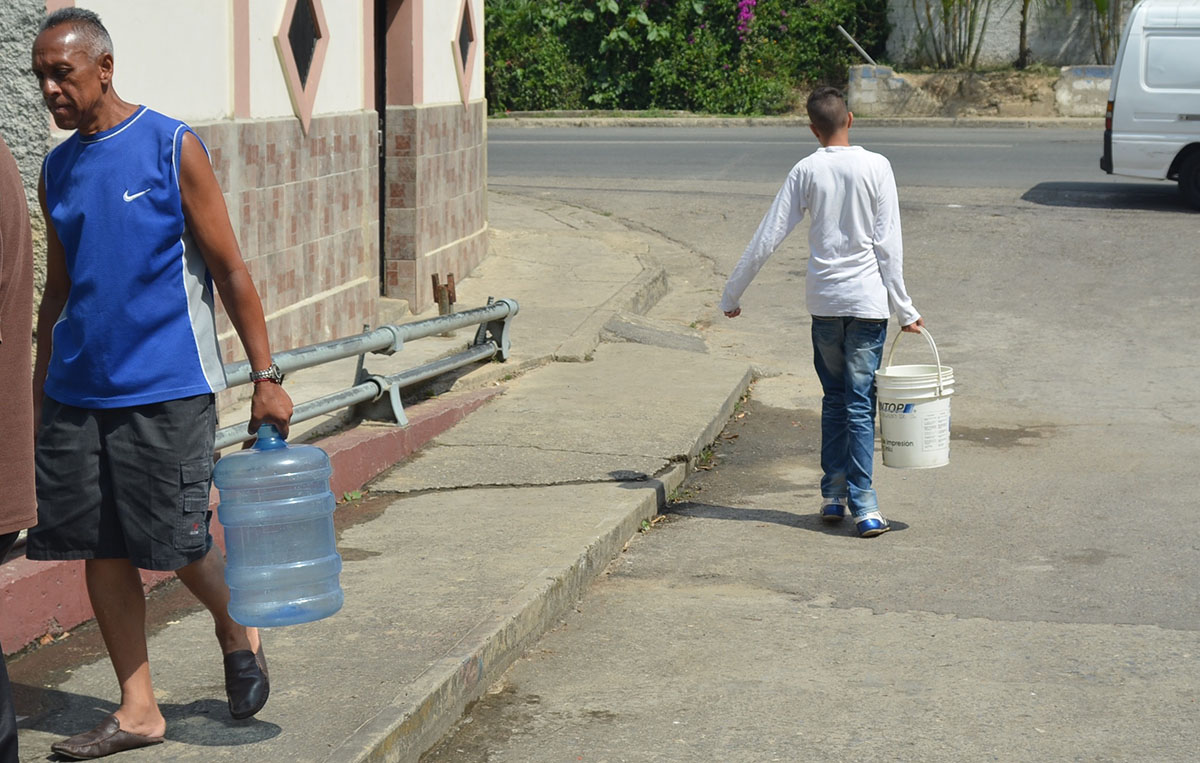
[457,8,473,70]
[288,0,319,88]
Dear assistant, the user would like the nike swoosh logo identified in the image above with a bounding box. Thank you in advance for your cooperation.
[123,188,151,202]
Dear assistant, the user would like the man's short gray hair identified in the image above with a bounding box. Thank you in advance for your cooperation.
[39,7,113,59]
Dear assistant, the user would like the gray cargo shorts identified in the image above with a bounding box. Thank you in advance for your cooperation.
[27,393,216,571]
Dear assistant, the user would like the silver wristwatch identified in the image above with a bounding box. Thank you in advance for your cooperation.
[249,362,284,384]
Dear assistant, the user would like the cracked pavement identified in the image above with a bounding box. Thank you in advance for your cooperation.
[372,343,752,493]
[427,140,1200,761]
[11,188,759,763]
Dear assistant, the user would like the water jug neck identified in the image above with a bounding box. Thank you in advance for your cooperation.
[253,424,288,450]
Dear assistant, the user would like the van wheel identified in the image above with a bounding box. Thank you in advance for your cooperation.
[1181,153,1200,211]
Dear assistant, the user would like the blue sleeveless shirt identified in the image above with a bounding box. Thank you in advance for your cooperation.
[42,106,227,408]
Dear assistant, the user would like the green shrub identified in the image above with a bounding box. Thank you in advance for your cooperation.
[485,0,587,112]
[484,0,889,115]
[648,26,792,114]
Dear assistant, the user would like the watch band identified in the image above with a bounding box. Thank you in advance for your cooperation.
[249,362,284,384]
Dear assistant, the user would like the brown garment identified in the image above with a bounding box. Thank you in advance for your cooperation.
[0,134,37,536]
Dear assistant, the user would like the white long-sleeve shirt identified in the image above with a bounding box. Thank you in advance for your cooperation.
[719,145,920,327]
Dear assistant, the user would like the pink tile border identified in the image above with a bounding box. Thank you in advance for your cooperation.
[233,0,251,118]
[385,0,423,106]
[362,0,375,109]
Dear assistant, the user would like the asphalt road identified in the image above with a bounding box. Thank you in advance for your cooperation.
[424,126,1200,761]
[487,125,1161,189]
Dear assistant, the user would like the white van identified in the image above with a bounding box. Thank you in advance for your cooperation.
[1101,0,1200,209]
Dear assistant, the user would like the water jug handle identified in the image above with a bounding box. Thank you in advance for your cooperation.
[253,424,288,450]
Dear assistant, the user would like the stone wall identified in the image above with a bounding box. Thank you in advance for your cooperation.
[383,101,488,314]
[0,0,46,206]
[0,0,51,305]
[848,65,1112,119]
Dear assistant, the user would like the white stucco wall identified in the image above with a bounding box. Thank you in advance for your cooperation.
[421,0,483,105]
[311,0,365,115]
[89,0,230,123]
[886,0,1118,67]
[50,0,457,124]
[249,0,298,120]
[249,0,367,119]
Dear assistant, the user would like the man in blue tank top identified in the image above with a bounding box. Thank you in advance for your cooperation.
[27,9,293,758]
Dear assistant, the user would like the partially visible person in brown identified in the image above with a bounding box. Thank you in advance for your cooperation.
[0,131,38,763]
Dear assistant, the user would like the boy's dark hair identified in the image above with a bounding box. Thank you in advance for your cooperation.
[39,7,113,58]
[806,87,849,136]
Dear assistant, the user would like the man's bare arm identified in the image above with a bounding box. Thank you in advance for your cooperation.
[178,131,292,436]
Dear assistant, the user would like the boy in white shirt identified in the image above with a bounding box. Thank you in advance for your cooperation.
[720,87,925,538]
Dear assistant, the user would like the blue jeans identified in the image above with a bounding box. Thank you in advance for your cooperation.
[811,316,887,517]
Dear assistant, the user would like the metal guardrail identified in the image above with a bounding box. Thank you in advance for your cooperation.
[214,298,519,450]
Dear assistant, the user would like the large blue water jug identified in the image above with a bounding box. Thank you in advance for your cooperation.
[213,425,343,627]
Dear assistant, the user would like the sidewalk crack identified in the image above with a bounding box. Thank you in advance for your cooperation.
[427,442,673,460]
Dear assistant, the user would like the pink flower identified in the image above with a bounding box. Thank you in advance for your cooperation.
[736,0,757,40]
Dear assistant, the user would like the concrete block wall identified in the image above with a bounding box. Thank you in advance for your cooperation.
[847,66,942,117]
[383,101,488,314]
[848,65,1112,118]
[1055,66,1114,118]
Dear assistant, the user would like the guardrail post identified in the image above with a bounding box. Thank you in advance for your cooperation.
[354,374,408,426]
[482,297,516,361]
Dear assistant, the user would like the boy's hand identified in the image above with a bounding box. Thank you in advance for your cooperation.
[724,307,741,319]
[901,317,926,334]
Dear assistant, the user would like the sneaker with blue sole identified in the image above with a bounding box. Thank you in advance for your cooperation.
[855,511,891,538]
[820,498,846,522]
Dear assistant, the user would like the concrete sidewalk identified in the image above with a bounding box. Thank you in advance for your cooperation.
[9,192,751,762]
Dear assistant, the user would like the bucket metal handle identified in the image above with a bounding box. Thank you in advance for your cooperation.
[884,326,944,397]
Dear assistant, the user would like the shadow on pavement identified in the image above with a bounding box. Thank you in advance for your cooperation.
[665,501,909,536]
[15,685,281,755]
[1022,181,1191,212]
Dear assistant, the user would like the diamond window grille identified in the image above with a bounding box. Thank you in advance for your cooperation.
[457,9,473,70]
[452,0,478,108]
[289,0,319,87]
[275,0,330,134]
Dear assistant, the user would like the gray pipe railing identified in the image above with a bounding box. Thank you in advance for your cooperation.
[214,298,518,450]
[837,25,877,66]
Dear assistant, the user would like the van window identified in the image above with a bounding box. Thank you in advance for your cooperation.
[1144,35,1200,90]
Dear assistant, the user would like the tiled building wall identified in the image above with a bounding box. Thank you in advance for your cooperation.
[383,101,487,313]
[193,111,379,405]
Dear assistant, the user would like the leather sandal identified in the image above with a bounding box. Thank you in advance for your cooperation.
[224,643,270,720]
[50,714,164,759]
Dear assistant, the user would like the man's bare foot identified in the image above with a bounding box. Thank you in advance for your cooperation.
[111,705,167,739]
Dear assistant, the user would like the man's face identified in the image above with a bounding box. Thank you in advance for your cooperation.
[32,25,111,131]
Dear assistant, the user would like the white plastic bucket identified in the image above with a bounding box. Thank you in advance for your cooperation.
[875,327,954,469]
